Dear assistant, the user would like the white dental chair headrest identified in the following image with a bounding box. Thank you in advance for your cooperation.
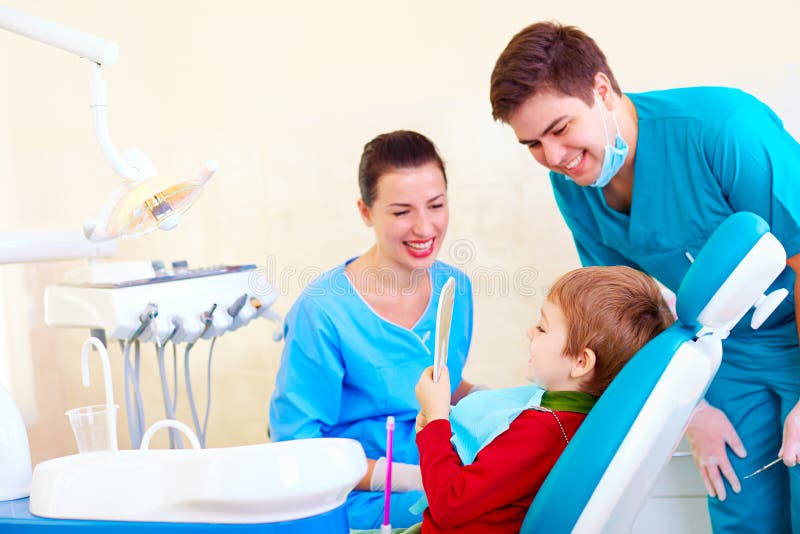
[675,212,788,335]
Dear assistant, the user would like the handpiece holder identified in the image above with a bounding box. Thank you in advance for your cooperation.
[46,263,283,345]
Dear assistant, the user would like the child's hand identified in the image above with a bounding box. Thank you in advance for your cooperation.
[415,366,451,422]
[415,411,428,433]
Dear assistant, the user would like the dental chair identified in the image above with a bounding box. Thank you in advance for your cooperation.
[521,211,789,533]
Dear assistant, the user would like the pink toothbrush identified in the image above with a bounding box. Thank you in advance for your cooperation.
[381,416,395,534]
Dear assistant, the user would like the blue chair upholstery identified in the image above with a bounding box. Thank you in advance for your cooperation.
[676,212,771,329]
[521,212,786,533]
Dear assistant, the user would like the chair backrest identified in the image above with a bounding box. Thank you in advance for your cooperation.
[520,212,788,533]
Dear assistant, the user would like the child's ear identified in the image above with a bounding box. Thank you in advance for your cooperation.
[357,199,373,227]
[570,348,596,379]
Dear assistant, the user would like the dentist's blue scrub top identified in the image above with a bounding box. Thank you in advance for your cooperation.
[551,87,800,353]
[269,259,473,529]
[550,86,800,531]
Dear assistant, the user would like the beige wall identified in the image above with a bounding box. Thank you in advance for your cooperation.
[1,0,798,464]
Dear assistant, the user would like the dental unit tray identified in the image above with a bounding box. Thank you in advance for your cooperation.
[63,264,254,289]
[45,261,281,344]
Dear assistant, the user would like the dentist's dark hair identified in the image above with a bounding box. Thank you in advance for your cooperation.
[358,130,447,207]
[490,21,622,122]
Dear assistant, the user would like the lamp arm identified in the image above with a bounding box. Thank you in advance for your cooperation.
[1,5,213,241]
[0,6,143,182]
[0,5,118,67]
[0,231,116,264]
[90,64,142,182]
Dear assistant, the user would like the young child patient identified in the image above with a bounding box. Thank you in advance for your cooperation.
[371,266,674,534]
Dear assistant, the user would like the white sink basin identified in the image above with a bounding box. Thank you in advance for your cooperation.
[30,438,366,524]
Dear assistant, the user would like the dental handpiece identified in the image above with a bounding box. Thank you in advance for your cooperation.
[227,293,248,318]
[129,303,159,342]
[199,303,217,337]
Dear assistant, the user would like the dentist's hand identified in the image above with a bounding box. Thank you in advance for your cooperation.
[415,366,451,422]
[686,400,746,501]
[779,399,800,466]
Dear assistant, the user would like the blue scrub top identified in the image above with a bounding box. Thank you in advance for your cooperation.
[269,259,473,463]
[551,87,800,357]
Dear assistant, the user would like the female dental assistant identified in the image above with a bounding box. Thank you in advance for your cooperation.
[490,22,800,533]
[269,130,474,529]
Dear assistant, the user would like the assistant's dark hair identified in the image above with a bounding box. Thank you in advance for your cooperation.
[490,21,621,122]
[358,130,446,206]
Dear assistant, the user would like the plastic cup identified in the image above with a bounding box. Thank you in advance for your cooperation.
[65,404,118,453]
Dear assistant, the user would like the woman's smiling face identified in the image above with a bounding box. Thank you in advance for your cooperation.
[359,161,449,272]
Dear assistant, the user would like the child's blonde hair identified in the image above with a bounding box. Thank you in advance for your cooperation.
[548,266,674,396]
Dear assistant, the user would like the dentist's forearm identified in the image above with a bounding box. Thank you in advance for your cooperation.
[788,254,800,346]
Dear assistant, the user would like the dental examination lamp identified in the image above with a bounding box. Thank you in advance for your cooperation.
[0,5,216,257]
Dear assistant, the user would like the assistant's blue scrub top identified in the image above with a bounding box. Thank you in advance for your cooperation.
[269,259,473,462]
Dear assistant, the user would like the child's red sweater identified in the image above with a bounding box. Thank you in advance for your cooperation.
[416,410,587,533]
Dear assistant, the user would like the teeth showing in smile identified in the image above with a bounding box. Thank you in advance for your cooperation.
[565,152,583,170]
[406,239,433,250]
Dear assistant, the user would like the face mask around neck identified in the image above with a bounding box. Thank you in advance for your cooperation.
[589,93,628,188]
